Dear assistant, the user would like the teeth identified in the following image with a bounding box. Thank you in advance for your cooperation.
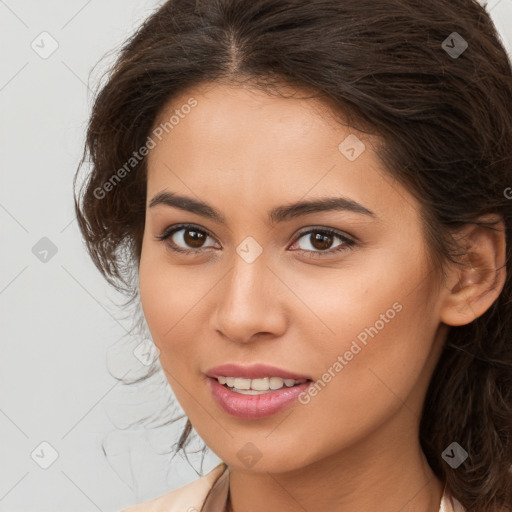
[216,376,305,392]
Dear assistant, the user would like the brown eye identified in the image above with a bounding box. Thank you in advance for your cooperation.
[290,227,355,258]
[156,224,219,254]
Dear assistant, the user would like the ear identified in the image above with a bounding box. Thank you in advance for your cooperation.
[439,214,507,327]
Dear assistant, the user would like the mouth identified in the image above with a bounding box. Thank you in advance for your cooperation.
[205,364,313,419]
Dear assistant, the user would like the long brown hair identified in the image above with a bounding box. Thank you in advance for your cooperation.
[74,1,512,509]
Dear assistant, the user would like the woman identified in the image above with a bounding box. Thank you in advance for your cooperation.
[74,0,512,510]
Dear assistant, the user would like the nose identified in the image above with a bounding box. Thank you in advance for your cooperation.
[211,250,288,345]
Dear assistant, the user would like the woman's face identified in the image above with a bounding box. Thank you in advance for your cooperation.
[139,82,449,472]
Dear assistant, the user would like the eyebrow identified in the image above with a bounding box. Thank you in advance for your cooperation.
[149,191,375,224]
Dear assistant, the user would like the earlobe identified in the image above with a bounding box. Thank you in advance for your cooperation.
[439,215,507,327]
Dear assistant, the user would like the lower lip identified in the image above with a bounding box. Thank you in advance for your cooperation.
[208,377,311,419]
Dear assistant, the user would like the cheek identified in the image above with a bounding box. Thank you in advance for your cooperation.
[138,239,229,393]
[297,254,439,410]
[304,280,438,432]
[138,242,199,357]
[138,255,207,414]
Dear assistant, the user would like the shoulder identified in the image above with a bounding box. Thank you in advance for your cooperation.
[120,462,228,512]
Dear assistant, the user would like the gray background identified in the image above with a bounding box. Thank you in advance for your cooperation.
[1,1,511,511]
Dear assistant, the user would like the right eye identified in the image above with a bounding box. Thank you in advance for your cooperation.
[155,224,220,254]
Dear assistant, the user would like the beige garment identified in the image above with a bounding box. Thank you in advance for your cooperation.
[120,463,228,512]
[121,462,466,512]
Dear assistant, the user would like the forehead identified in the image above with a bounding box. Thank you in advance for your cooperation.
[144,82,418,224]
[150,82,350,158]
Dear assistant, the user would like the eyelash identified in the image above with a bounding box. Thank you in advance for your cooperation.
[155,223,356,258]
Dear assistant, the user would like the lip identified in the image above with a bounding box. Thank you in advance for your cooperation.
[205,363,311,381]
[208,377,311,419]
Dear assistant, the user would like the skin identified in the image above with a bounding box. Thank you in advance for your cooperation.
[138,81,506,512]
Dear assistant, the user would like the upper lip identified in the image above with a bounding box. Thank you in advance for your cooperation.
[206,363,312,381]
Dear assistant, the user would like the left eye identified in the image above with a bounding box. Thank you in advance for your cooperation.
[156,224,355,257]
[290,228,355,256]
